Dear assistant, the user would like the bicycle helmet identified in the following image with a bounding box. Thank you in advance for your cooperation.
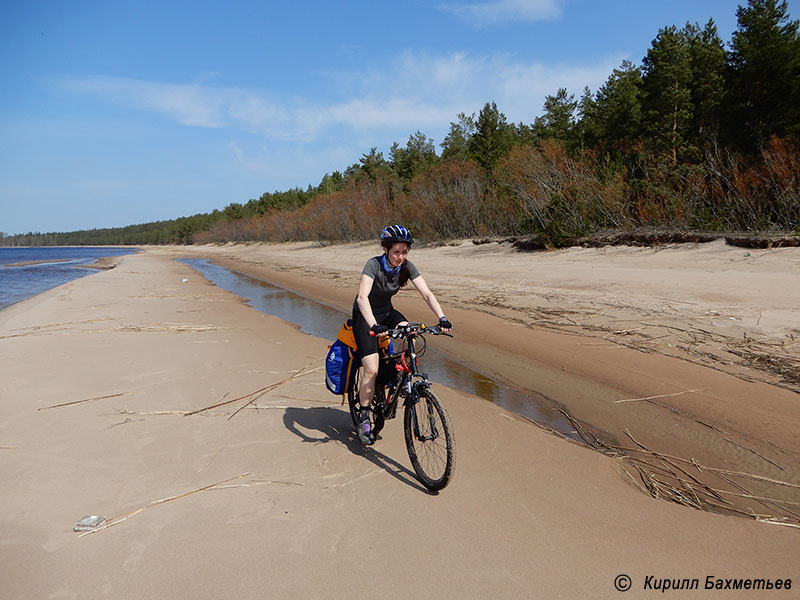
[380,224,414,247]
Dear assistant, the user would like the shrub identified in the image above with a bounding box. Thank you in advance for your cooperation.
[495,141,629,245]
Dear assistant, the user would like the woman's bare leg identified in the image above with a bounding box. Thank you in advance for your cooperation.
[359,352,380,408]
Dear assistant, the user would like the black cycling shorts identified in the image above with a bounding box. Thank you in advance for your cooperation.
[352,307,407,358]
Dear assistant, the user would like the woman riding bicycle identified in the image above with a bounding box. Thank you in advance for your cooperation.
[352,225,453,445]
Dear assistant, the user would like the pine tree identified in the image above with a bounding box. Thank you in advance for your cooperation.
[440,112,476,160]
[391,131,438,182]
[574,86,597,149]
[583,60,643,156]
[532,88,578,144]
[685,19,727,148]
[357,147,391,182]
[468,102,514,174]
[318,171,344,195]
[727,0,800,146]
[641,26,694,163]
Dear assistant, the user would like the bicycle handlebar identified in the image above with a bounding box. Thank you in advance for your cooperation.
[369,322,453,338]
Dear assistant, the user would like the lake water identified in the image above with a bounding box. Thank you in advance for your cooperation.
[0,247,138,310]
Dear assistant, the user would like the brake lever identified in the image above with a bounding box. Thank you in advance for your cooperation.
[427,326,453,337]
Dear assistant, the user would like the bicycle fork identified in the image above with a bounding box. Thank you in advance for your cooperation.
[407,382,440,442]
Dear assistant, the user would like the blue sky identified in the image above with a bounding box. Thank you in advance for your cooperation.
[1,0,746,235]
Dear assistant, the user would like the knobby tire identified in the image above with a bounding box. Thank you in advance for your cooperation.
[347,366,385,438]
[404,388,455,491]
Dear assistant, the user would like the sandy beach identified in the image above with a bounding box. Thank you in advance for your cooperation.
[1,244,798,598]
[166,240,800,518]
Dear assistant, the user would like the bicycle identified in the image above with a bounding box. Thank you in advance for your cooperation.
[346,322,456,491]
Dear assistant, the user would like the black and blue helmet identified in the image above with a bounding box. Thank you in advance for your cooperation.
[380,224,414,247]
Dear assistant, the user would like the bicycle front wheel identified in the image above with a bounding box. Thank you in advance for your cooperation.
[404,388,455,491]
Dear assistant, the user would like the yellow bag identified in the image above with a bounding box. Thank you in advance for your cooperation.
[336,319,392,353]
[337,319,357,349]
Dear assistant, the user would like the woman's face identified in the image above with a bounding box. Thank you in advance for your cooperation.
[385,242,410,267]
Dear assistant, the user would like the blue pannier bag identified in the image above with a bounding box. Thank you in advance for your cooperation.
[324,319,393,396]
[325,339,355,395]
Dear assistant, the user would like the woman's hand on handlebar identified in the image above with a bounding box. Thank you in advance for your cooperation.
[369,323,389,337]
[428,324,453,337]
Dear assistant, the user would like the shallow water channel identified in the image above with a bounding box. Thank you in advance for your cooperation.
[180,258,577,439]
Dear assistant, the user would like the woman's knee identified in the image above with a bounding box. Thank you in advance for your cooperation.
[360,353,380,378]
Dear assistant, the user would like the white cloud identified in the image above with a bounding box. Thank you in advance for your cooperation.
[226,139,356,187]
[328,97,453,131]
[440,0,565,25]
[329,50,620,127]
[56,48,620,144]
[227,95,314,140]
[59,76,226,127]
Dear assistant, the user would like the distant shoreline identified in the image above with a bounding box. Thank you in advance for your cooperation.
[3,259,72,268]
[0,249,134,311]
[4,257,119,269]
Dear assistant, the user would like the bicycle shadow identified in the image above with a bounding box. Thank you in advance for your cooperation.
[282,406,435,495]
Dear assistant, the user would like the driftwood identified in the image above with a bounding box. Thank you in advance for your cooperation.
[614,388,709,404]
[40,392,129,411]
[723,437,784,471]
[553,409,799,524]
[115,409,192,416]
[618,430,798,489]
[78,473,250,537]
[183,361,321,418]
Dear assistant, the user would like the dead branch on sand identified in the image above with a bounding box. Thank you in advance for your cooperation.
[183,361,321,419]
[613,430,800,522]
[614,388,709,404]
[723,437,784,471]
[40,392,129,411]
[555,409,800,524]
[209,479,305,490]
[115,408,194,416]
[618,430,798,489]
[78,473,250,537]
[108,418,144,429]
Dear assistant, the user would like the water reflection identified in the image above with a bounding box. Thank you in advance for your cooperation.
[179,258,577,439]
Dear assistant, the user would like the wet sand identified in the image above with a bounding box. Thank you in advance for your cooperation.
[75,256,120,270]
[0,247,797,598]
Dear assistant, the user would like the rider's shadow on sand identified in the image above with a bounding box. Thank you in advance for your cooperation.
[282,406,435,494]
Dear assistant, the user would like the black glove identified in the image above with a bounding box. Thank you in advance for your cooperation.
[370,323,388,336]
[438,317,453,330]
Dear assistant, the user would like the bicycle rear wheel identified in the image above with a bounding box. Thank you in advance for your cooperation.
[404,388,455,491]
[347,367,386,437]
[347,367,362,429]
